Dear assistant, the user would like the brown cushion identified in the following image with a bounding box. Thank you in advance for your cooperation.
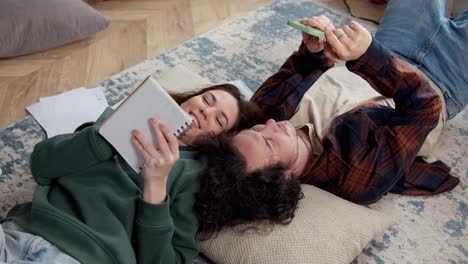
[0,0,110,58]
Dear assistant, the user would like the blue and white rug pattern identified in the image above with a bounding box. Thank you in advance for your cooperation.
[0,1,466,263]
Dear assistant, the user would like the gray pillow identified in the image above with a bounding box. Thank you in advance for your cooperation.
[0,0,110,58]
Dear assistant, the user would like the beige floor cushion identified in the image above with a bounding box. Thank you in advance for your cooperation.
[200,184,397,264]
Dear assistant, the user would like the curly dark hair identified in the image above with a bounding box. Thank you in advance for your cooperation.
[194,133,303,239]
[170,83,266,131]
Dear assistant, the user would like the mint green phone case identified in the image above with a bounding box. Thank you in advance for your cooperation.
[287,21,325,40]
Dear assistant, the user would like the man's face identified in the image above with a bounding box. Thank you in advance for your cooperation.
[232,119,300,173]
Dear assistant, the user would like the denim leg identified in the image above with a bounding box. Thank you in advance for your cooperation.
[375,0,468,119]
[422,11,468,119]
[0,221,80,264]
[0,222,5,262]
[375,0,446,64]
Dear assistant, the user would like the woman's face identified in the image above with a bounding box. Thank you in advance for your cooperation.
[181,89,240,139]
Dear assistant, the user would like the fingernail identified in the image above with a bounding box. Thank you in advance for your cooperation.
[151,118,157,124]
[133,129,140,135]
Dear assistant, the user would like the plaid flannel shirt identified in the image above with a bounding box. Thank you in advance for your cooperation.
[252,39,459,205]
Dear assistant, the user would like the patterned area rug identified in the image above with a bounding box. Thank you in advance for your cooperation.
[1,0,466,263]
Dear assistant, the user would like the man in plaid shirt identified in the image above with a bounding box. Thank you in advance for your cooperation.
[229,0,464,204]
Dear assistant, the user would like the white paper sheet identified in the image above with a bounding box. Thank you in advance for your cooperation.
[27,87,109,138]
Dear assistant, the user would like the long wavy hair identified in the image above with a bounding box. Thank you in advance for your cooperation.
[195,133,303,239]
[170,83,266,132]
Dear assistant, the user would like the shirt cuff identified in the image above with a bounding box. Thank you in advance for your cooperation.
[135,196,172,228]
[299,42,331,69]
[346,38,392,74]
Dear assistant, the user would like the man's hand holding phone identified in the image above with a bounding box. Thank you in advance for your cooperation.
[289,16,372,64]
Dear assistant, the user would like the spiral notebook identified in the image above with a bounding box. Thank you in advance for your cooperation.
[99,76,193,172]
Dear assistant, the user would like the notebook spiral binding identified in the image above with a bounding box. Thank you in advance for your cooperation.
[174,121,192,138]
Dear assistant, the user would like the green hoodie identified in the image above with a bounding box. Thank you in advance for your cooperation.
[7,111,202,264]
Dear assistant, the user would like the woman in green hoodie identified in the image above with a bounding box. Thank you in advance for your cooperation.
[0,86,301,264]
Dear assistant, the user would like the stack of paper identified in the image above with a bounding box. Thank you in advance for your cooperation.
[27,87,109,138]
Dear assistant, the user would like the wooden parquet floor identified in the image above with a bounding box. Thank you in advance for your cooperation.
[0,0,272,128]
[0,0,382,128]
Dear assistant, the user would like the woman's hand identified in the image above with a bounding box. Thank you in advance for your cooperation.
[300,16,335,53]
[132,118,180,204]
[323,21,372,63]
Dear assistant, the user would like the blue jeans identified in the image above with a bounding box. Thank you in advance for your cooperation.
[375,0,468,119]
[0,221,80,264]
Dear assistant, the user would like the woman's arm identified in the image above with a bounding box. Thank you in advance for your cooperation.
[132,184,200,264]
[30,108,115,186]
[131,118,200,263]
[30,125,115,186]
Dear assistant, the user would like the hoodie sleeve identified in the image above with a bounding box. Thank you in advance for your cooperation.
[30,108,116,185]
[132,161,200,264]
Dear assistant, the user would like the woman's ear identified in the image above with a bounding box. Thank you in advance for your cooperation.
[283,168,295,179]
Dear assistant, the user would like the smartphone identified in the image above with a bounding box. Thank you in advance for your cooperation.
[287,21,325,40]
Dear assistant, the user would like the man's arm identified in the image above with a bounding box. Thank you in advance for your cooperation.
[341,39,442,204]
[347,38,442,123]
[304,21,444,204]
[251,42,332,120]
[252,16,340,121]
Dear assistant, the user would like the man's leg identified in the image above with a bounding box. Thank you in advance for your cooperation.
[375,0,467,119]
[422,11,468,119]
[375,0,445,64]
